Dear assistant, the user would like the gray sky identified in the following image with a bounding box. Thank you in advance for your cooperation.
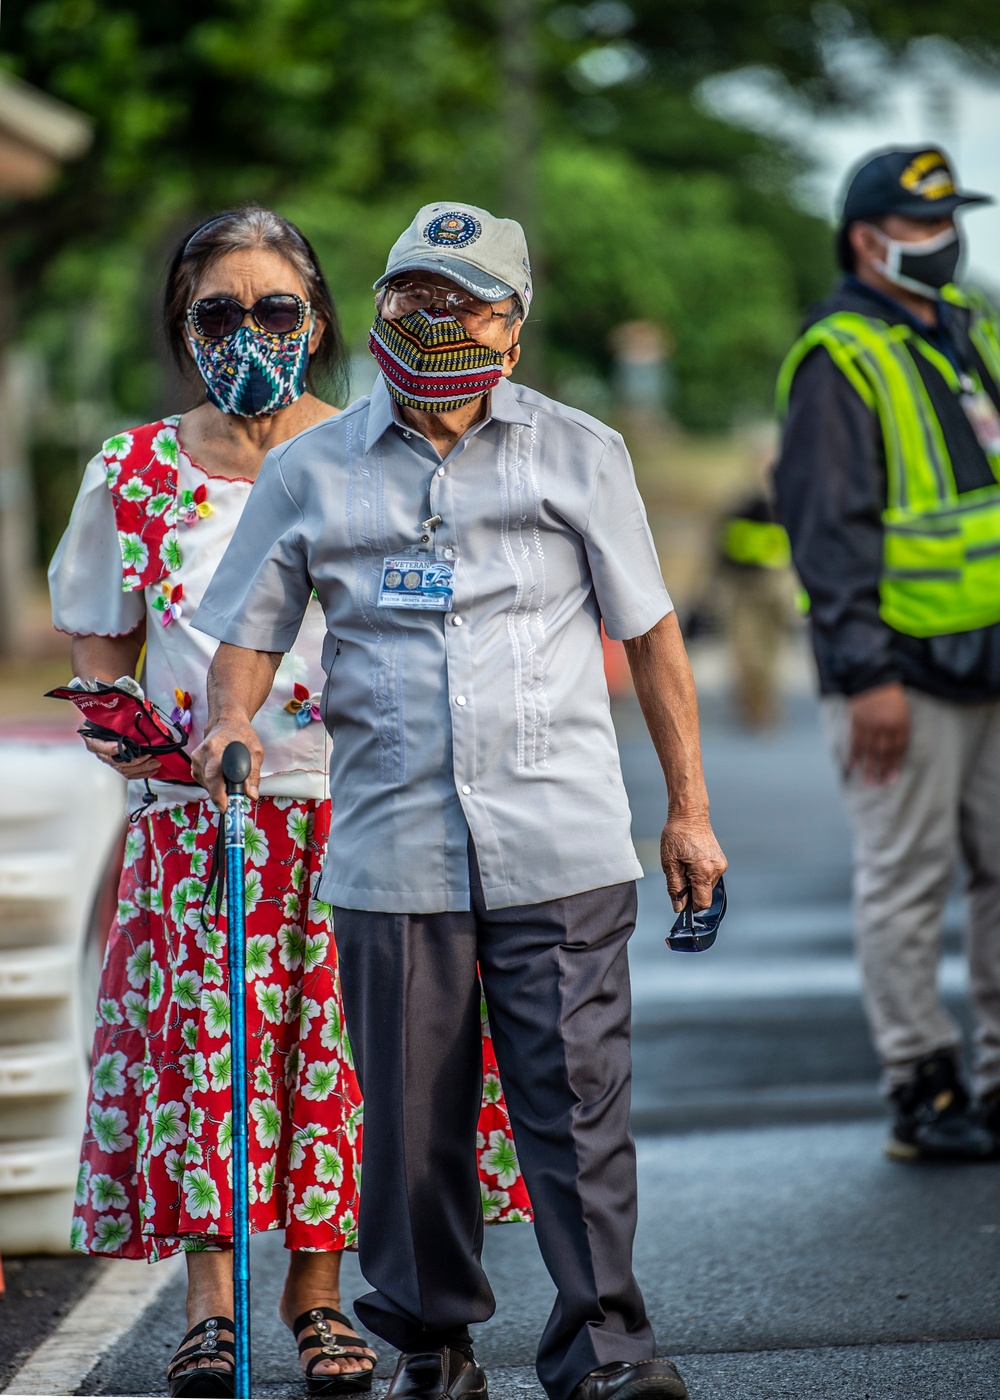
[700,42,1000,292]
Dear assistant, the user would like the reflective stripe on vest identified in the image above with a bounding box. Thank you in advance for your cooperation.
[721,517,791,569]
[776,292,1000,638]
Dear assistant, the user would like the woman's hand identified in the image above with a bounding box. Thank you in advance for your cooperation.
[81,734,161,780]
[70,629,145,691]
[69,633,153,778]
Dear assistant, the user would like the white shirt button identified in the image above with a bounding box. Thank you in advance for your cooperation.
[455,695,467,706]
[443,548,455,559]
[437,466,446,477]
[461,784,472,795]
[451,615,463,626]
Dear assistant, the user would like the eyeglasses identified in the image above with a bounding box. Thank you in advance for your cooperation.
[665,876,727,953]
[380,279,511,334]
[187,293,310,339]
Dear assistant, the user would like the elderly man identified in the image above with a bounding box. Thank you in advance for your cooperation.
[192,202,726,1400]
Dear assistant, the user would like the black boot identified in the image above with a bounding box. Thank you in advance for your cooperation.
[975,1085,1000,1152]
[887,1051,995,1162]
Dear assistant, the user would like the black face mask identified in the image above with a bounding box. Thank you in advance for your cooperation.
[875,226,962,299]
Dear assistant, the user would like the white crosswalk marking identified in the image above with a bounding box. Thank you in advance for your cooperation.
[2,1255,182,1396]
[629,951,969,1003]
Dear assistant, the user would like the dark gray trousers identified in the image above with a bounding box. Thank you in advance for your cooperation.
[332,850,654,1400]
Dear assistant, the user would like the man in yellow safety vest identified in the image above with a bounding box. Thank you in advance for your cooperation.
[717,491,795,728]
[773,146,1000,1163]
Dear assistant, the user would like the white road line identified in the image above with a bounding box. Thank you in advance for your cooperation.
[629,952,969,1003]
[2,1253,183,1397]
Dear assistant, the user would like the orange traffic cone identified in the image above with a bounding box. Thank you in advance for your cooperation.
[602,624,633,699]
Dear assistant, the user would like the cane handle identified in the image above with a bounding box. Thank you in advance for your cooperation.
[222,741,252,793]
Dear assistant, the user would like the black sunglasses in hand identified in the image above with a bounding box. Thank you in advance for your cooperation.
[665,876,727,953]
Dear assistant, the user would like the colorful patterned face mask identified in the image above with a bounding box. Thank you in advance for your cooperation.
[369,308,507,413]
[188,322,311,417]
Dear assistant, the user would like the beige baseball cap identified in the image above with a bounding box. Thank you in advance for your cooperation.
[374,202,532,317]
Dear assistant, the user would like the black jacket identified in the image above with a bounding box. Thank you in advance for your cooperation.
[772,276,1000,701]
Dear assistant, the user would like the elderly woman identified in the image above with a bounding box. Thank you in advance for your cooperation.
[48,207,530,1399]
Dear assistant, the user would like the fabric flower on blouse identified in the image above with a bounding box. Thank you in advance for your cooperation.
[153,582,183,627]
[180,484,214,528]
[170,689,192,733]
[284,683,322,728]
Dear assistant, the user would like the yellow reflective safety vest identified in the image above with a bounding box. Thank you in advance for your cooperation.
[721,517,791,570]
[776,287,1000,638]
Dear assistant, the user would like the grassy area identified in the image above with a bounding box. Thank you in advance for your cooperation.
[0,651,75,722]
[0,585,73,724]
[627,419,766,612]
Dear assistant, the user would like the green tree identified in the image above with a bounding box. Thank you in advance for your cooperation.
[3,0,999,554]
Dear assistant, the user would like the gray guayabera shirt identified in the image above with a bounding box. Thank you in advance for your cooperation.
[193,375,673,913]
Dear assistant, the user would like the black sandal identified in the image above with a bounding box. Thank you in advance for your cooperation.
[167,1316,237,1398]
[292,1306,377,1396]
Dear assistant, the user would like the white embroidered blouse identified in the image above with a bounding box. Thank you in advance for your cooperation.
[48,417,330,807]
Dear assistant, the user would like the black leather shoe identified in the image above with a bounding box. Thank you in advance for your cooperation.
[385,1347,488,1400]
[570,1359,690,1400]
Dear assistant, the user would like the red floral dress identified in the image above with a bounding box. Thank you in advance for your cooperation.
[63,421,532,1260]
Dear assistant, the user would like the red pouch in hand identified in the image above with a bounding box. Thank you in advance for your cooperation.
[45,683,196,784]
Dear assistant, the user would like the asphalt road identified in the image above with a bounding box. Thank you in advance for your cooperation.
[80,1122,1000,1399]
[624,681,973,1134]
[0,1253,99,1387]
[6,649,997,1398]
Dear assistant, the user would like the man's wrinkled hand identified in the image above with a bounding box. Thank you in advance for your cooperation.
[191,719,264,810]
[660,810,728,913]
[847,681,910,786]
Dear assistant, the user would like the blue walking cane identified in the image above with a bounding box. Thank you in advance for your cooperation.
[223,741,253,1398]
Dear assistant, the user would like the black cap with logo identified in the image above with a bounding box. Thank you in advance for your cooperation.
[835,146,992,270]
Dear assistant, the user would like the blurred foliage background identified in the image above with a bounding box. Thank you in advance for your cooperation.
[2,0,1000,566]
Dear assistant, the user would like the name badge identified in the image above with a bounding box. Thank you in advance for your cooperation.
[960,389,1000,457]
[378,555,455,611]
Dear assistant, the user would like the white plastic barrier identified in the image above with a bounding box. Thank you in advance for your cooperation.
[0,735,124,1253]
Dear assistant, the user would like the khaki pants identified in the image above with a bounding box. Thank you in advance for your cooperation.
[720,568,794,728]
[823,689,1000,1095]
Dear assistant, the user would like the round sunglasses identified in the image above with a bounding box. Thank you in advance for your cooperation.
[187,292,310,339]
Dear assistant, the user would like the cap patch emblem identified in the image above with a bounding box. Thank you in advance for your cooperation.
[423,211,482,247]
[900,151,955,201]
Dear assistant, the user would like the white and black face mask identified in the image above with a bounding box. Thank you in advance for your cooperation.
[873,225,962,299]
